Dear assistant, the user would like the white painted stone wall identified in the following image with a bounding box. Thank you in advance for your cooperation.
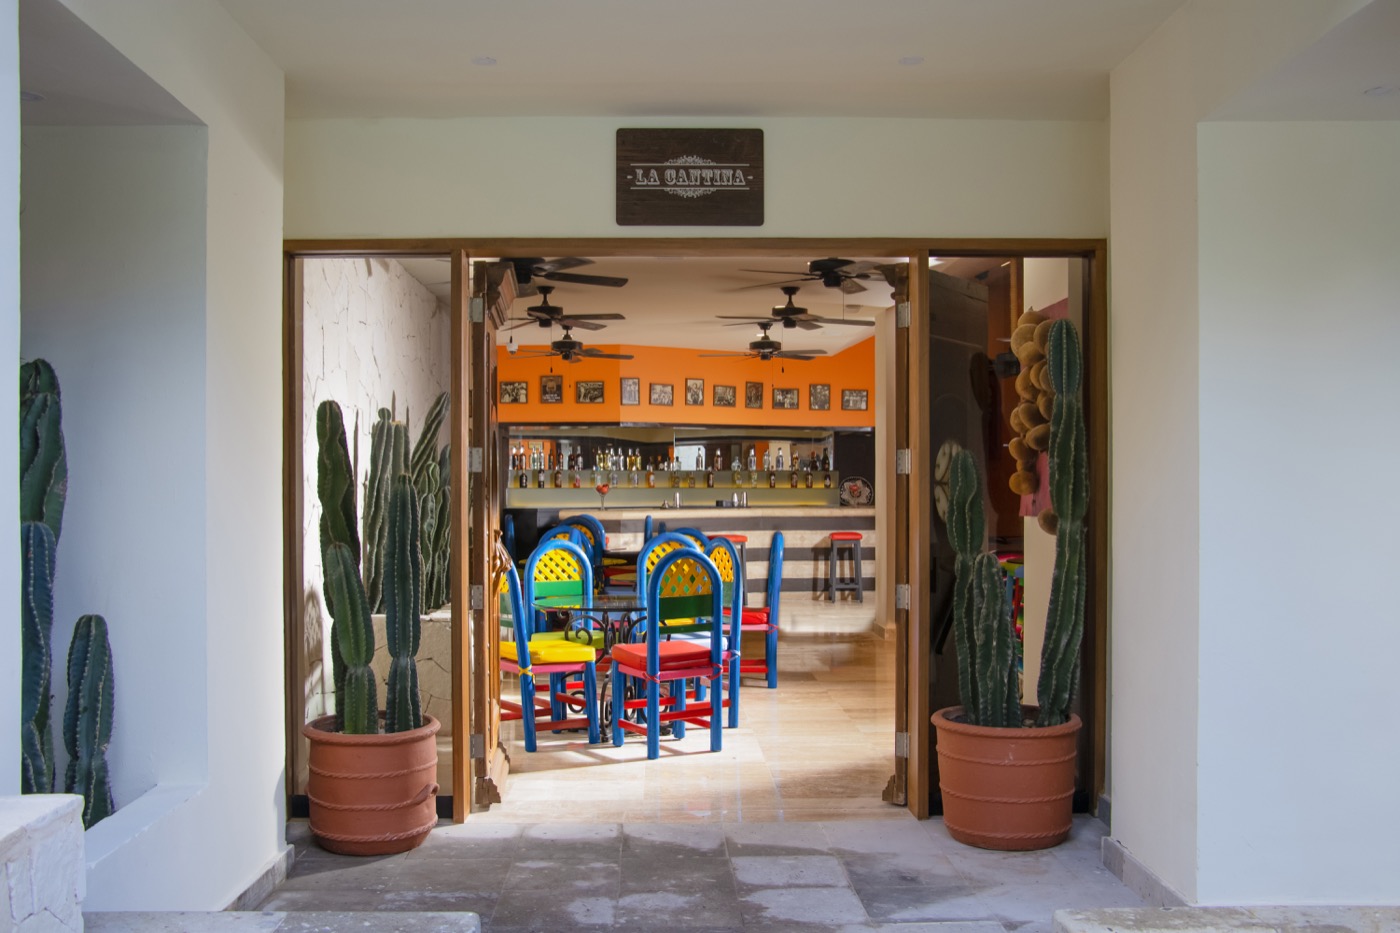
[300,257,451,724]
[0,796,83,932]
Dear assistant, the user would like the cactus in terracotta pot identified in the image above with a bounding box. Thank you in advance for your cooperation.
[1036,319,1089,727]
[363,408,408,613]
[63,614,115,828]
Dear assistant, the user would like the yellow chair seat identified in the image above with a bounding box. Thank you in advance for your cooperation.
[501,638,598,665]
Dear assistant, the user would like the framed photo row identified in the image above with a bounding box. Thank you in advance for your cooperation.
[499,380,527,404]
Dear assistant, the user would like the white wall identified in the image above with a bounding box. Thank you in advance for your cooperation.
[284,117,1108,239]
[22,124,209,807]
[0,0,18,798]
[1108,0,1388,906]
[25,0,285,910]
[1196,120,1400,904]
[1107,5,1204,902]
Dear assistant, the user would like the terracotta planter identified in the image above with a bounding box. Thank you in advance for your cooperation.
[931,706,1080,851]
[302,714,441,856]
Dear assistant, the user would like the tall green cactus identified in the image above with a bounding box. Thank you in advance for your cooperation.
[384,473,423,733]
[63,614,114,828]
[363,409,408,613]
[1036,320,1089,727]
[947,449,1022,728]
[317,401,378,734]
[21,522,57,794]
[20,359,67,795]
[410,391,449,490]
[20,360,68,542]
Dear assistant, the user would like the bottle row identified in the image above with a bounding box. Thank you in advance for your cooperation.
[512,466,838,491]
[509,442,832,474]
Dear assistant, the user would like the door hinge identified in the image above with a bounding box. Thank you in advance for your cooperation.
[896,302,911,329]
[470,734,485,758]
[470,584,485,611]
[468,446,484,474]
[895,731,910,759]
[469,296,485,323]
[894,583,910,610]
[895,449,912,475]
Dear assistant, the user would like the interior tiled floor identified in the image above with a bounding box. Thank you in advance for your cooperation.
[263,629,1145,931]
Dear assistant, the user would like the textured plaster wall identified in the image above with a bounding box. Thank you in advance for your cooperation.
[300,257,451,734]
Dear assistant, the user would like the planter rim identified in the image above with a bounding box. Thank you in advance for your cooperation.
[303,713,441,747]
[932,706,1081,740]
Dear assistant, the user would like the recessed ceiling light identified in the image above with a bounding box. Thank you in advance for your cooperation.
[20,90,44,103]
[898,55,924,67]
[470,55,497,67]
[1362,84,1399,97]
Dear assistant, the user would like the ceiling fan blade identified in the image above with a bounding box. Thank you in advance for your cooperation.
[561,313,626,321]
[794,320,823,330]
[838,278,869,294]
[780,349,827,356]
[579,350,635,360]
[698,352,751,358]
[739,268,811,276]
[717,315,775,322]
[805,316,875,327]
[542,271,629,288]
[558,318,606,331]
[774,352,819,361]
[729,277,815,291]
[534,256,594,273]
[501,318,541,331]
[832,260,882,275]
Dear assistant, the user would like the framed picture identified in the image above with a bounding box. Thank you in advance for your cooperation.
[650,382,674,406]
[685,377,705,406]
[540,374,563,404]
[772,387,798,410]
[713,384,736,407]
[499,380,528,404]
[620,376,640,406]
[745,381,763,409]
[841,388,869,411]
[576,380,604,404]
[808,383,830,411]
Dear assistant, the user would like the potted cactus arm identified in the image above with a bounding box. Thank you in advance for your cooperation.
[316,400,377,734]
[1036,319,1089,727]
[383,472,423,733]
[970,551,1020,729]
[63,614,115,828]
[946,450,986,724]
[20,521,57,794]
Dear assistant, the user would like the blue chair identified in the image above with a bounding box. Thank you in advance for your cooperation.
[610,548,729,759]
[643,514,654,543]
[692,536,744,728]
[502,513,517,562]
[562,514,608,582]
[635,532,703,600]
[735,530,784,689]
[522,537,604,721]
[669,526,711,549]
[496,548,600,751]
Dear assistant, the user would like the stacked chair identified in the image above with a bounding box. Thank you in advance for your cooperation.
[731,530,784,688]
[495,541,600,751]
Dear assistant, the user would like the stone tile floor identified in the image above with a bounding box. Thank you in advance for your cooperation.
[262,631,1146,930]
[265,813,1144,930]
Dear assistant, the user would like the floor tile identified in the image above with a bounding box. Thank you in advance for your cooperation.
[488,889,618,931]
[854,881,992,923]
[615,887,743,930]
[621,821,727,859]
[739,886,871,928]
[731,855,848,889]
[503,858,622,894]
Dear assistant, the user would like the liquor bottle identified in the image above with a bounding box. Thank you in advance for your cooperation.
[775,448,785,471]
[536,468,545,488]
[823,471,832,489]
[552,462,563,489]
[706,465,715,488]
[646,462,655,488]
[762,448,772,472]
[768,470,776,488]
[805,468,814,489]
[790,470,799,489]
[822,447,831,471]
[746,446,757,471]
[518,468,528,489]
[714,448,724,471]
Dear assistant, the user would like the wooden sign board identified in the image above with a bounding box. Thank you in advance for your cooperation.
[616,128,764,226]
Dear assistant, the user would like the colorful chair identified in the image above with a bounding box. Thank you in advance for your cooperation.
[734,530,784,689]
[634,532,703,599]
[696,536,744,728]
[669,526,711,549]
[562,514,608,583]
[610,548,729,759]
[495,544,600,751]
[522,537,605,719]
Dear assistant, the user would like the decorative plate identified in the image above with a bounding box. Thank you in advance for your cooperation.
[840,476,874,507]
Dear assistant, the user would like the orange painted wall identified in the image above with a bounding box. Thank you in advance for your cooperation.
[497,337,875,428]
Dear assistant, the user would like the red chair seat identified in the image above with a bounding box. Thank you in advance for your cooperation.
[740,607,771,629]
[612,640,710,671]
[830,531,863,541]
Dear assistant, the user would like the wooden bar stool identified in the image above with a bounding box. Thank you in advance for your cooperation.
[827,531,864,602]
[712,533,748,590]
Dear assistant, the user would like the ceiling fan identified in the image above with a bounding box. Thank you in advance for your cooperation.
[504,257,628,296]
[717,286,875,330]
[501,285,625,331]
[736,257,894,294]
[510,324,634,364]
[699,321,827,362]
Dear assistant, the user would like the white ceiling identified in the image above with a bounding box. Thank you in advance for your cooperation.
[214,0,1189,121]
[395,254,901,355]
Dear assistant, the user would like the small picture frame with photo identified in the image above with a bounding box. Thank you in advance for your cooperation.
[540,374,563,404]
[713,384,736,407]
[745,381,763,409]
[772,387,799,410]
[841,388,869,411]
[620,377,640,406]
[808,383,831,411]
[576,380,605,404]
[685,378,705,406]
[650,382,674,406]
[499,381,528,404]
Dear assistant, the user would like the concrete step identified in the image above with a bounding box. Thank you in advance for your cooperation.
[1055,906,1400,933]
[85,911,480,932]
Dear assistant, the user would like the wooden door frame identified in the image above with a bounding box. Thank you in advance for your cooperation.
[282,237,1109,821]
